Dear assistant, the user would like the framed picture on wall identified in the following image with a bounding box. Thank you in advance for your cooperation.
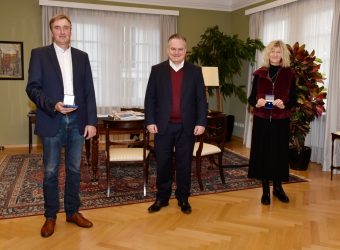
[0,41,24,80]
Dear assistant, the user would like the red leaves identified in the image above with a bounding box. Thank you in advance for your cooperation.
[288,42,327,150]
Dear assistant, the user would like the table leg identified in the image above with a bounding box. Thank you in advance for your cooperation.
[91,133,99,181]
[29,117,32,154]
[85,139,91,166]
[331,136,334,180]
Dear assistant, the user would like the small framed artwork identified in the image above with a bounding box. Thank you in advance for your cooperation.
[0,41,24,80]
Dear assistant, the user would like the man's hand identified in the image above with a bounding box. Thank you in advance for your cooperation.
[54,101,77,114]
[147,124,158,134]
[84,125,97,139]
[194,125,205,136]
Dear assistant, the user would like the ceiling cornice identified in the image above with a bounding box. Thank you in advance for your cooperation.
[100,0,265,12]
[229,0,265,11]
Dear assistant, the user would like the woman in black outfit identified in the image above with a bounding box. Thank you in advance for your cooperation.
[248,40,296,205]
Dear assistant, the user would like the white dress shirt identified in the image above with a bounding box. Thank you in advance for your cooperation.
[169,60,184,72]
[54,43,74,96]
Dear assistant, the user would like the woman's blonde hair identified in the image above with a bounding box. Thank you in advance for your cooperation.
[261,40,291,68]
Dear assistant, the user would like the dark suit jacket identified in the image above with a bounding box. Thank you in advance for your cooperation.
[26,44,97,137]
[144,60,207,135]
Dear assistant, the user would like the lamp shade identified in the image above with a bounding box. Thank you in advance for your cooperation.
[202,66,219,87]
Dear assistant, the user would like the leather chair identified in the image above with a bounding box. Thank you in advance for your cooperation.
[193,115,227,190]
[103,118,150,197]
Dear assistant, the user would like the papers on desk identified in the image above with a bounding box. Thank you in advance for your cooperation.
[112,111,144,120]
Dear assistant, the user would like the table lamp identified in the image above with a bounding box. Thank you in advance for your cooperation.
[202,66,221,112]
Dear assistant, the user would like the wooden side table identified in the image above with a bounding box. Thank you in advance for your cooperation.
[331,131,340,180]
[27,111,36,154]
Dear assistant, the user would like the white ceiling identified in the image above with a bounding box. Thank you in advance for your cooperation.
[100,0,266,12]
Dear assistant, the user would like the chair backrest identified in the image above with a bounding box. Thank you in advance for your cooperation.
[196,115,227,153]
[102,118,150,160]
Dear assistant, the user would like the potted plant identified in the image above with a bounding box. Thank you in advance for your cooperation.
[287,42,327,170]
[187,26,264,103]
[187,26,264,141]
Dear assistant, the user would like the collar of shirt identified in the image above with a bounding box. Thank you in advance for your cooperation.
[169,60,184,72]
[53,42,71,54]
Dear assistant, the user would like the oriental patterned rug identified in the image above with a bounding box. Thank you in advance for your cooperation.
[0,149,306,219]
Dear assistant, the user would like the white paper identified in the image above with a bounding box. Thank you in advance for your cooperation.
[265,94,274,102]
[64,94,75,105]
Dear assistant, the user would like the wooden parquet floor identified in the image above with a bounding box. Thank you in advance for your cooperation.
[1,140,340,250]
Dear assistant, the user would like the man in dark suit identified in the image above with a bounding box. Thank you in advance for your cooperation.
[26,14,97,237]
[144,34,207,214]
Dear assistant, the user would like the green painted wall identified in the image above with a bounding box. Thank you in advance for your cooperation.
[177,8,231,49]
[0,0,41,147]
[226,7,254,137]
[0,0,273,146]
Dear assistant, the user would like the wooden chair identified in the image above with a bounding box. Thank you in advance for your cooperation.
[331,131,340,180]
[120,107,144,140]
[193,115,227,190]
[102,118,150,197]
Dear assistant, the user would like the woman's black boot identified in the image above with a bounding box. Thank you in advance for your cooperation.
[273,180,289,203]
[261,179,270,205]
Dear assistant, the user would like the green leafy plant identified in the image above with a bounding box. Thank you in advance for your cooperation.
[187,25,265,103]
[288,42,327,151]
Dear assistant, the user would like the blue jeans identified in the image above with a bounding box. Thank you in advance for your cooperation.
[41,113,84,219]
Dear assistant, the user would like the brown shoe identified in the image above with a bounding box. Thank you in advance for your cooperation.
[41,218,56,237]
[66,212,93,228]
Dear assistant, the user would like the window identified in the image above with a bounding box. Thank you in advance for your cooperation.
[261,0,333,91]
[68,9,167,113]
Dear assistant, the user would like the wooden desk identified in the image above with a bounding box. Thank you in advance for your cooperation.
[28,112,226,182]
[87,112,227,181]
[27,111,36,154]
[86,116,145,181]
[331,131,340,180]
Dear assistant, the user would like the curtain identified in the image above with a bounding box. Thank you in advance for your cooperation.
[323,0,340,172]
[243,12,263,148]
[42,6,177,115]
[245,0,334,165]
[160,15,177,61]
[42,6,69,46]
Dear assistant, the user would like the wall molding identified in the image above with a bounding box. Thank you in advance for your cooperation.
[39,0,179,16]
[245,0,298,15]
[100,0,265,12]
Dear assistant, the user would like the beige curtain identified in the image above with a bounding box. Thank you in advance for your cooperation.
[42,6,176,60]
[323,0,340,171]
[160,15,177,61]
[41,5,177,111]
[243,11,264,148]
[42,6,69,46]
[244,0,334,166]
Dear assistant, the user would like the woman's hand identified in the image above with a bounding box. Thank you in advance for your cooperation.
[274,99,285,109]
[256,98,266,108]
